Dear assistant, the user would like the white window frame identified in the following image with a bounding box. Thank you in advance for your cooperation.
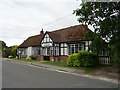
[68,43,84,55]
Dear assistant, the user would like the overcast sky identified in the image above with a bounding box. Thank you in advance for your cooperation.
[0,0,83,46]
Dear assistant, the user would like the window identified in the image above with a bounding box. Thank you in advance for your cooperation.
[71,44,75,54]
[54,47,59,56]
[60,43,68,55]
[40,48,43,55]
[50,47,53,55]
[61,43,63,47]
[61,48,64,55]
[100,50,109,56]
[55,44,59,47]
[69,44,84,55]
[75,44,78,53]
[32,47,41,55]
[46,37,49,42]
[41,34,53,47]
[64,48,68,55]
[20,48,27,55]
[61,43,67,47]
[78,44,83,51]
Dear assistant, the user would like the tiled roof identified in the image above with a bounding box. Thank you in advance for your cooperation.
[19,24,91,47]
[48,24,90,42]
[19,34,44,47]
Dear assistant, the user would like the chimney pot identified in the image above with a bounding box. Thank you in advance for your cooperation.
[40,28,44,34]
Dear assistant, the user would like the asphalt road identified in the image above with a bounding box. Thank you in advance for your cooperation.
[2,60,118,88]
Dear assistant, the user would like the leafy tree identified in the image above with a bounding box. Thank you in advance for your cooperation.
[11,45,19,58]
[0,40,7,57]
[0,41,19,58]
[4,47,11,57]
[0,40,6,48]
[73,2,120,64]
[3,45,19,58]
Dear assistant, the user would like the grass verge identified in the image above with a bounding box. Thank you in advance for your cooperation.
[41,61,68,67]
[41,61,94,73]
[40,61,112,74]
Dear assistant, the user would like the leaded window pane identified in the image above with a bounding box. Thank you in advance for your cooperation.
[61,48,64,55]
[64,48,68,55]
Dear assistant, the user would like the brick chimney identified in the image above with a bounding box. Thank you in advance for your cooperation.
[40,28,44,34]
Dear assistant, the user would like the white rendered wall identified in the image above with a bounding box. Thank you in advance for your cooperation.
[27,47,32,57]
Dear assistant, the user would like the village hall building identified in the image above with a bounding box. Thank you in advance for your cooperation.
[18,24,92,61]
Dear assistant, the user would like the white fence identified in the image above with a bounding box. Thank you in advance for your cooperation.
[99,56,111,64]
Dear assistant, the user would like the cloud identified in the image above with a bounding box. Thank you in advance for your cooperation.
[0,0,81,46]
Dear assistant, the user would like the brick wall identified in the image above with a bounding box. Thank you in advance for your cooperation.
[37,55,44,60]
[50,56,68,61]
[59,56,68,61]
[20,55,68,62]
[21,55,27,58]
[50,56,59,61]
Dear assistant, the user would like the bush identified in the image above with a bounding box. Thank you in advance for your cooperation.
[8,55,13,58]
[78,51,99,67]
[29,55,37,60]
[67,51,99,67]
[67,53,80,66]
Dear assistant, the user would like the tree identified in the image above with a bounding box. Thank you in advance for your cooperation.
[0,40,7,57]
[11,45,19,58]
[3,45,19,58]
[74,2,120,64]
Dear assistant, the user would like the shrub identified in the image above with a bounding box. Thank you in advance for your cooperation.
[78,51,99,67]
[67,51,99,67]
[29,55,37,60]
[8,55,13,58]
[67,53,80,66]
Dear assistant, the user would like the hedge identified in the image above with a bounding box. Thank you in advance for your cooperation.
[67,53,80,66]
[67,51,99,67]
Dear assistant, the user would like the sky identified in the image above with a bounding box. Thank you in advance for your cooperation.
[0,0,83,47]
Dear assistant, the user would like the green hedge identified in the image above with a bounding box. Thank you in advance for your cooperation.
[67,51,99,67]
[67,53,80,66]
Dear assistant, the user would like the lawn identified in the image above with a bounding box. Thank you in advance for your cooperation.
[41,61,68,67]
[11,58,40,62]
[40,61,112,74]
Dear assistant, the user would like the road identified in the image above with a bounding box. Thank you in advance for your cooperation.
[2,60,118,88]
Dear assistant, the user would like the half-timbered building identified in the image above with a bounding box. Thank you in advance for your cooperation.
[18,24,92,61]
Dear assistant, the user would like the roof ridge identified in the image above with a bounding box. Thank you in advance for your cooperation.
[49,24,87,33]
[28,34,41,38]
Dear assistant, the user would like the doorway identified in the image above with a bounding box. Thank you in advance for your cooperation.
[44,56,50,61]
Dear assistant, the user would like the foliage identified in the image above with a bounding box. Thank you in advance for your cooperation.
[0,40,7,57]
[4,48,12,57]
[11,45,19,58]
[67,51,99,67]
[78,51,99,67]
[67,53,80,66]
[85,31,108,55]
[29,55,37,60]
[0,40,6,49]
[73,2,120,64]
[8,55,13,58]
[4,45,19,58]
